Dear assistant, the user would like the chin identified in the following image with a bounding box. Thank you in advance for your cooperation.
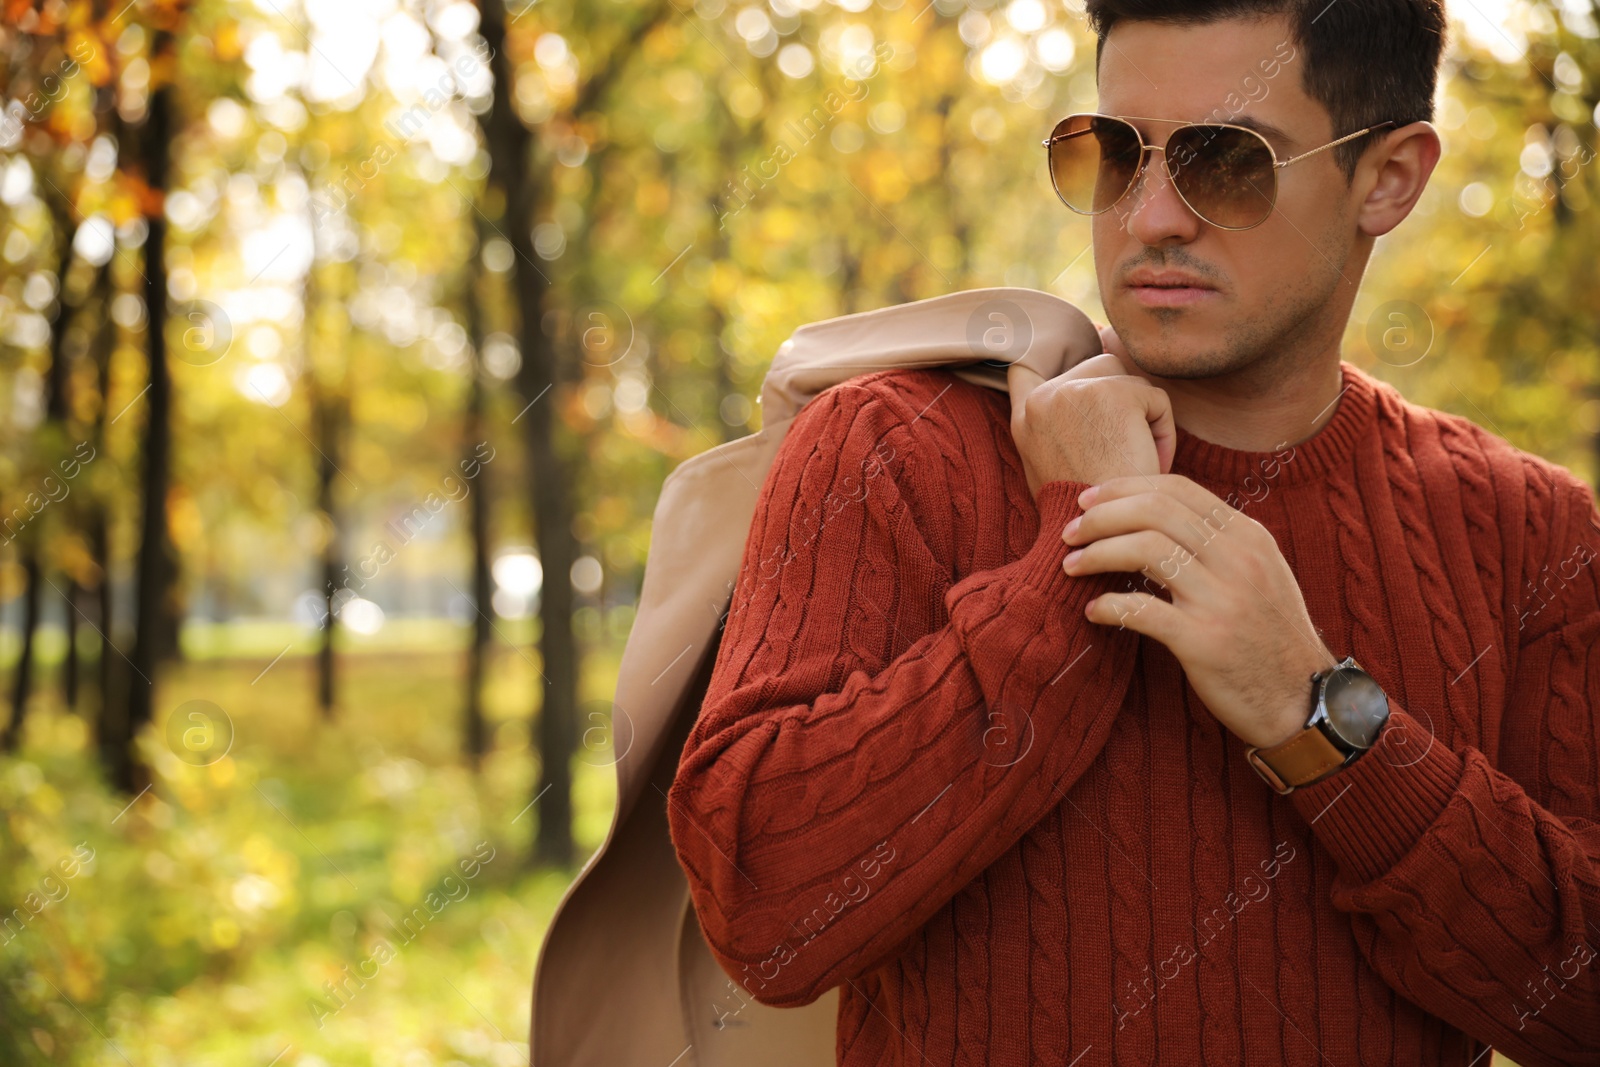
[1131,354,1233,381]
[1119,329,1242,381]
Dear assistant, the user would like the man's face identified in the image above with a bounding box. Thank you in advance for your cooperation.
[1093,16,1362,380]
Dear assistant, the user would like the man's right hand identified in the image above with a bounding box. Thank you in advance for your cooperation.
[1010,348,1176,497]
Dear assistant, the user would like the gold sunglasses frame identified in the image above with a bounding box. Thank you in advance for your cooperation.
[1041,113,1399,230]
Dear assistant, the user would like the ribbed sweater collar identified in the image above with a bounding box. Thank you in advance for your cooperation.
[1169,360,1380,488]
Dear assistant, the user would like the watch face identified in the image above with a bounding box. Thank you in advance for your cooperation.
[1323,669,1390,749]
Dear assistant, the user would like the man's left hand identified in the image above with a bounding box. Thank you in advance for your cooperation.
[1061,473,1338,748]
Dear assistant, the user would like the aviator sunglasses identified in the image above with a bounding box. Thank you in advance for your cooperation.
[1043,113,1398,230]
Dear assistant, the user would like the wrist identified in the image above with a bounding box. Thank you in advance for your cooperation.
[1253,705,1313,751]
[1246,651,1389,795]
[1247,645,1337,749]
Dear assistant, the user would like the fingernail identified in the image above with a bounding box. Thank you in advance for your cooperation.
[1063,549,1083,570]
[1062,516,1080,540]
[1079,486,1098,506]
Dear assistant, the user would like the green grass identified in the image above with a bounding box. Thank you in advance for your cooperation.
[0,639,621,1066]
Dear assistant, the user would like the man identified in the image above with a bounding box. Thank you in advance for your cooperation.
[667,1,1600,1064]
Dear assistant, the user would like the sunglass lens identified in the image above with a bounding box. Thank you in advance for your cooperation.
[1165,125,1276,229]
[1048,115,1143,215]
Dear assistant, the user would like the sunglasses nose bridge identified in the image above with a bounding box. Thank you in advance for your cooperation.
[1127,157,1226,241]
[1109,139,1161,212]
[1119,142,1185,223]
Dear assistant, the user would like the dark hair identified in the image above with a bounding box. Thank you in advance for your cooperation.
[1083,0,1448,178]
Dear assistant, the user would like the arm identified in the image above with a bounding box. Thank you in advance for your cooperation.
[1288,468,1600,1066]
[667,380,1139,1008]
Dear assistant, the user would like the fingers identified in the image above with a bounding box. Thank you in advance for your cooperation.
[1006,362,1050,498]
[1138,383,1177,476]
[1064,492,1221,563]
[1060,351,1129,382]
[1084,589,1182,642]
[1086,474,1241,529]
[1006,360,1049,422]
[1052,359,1174,468]
[1063,529,1216,597]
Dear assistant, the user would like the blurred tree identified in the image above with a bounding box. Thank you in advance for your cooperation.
[84,254,119,734]
[417,18,496,767]
[115,8,183,790]
[3,558,40,751]
[479,0,669,865]
[296,20,346,720]
[2,189,74,751]
[1,4,109,751]
[478,0,575,863]
[305,255,343,716]
[462,217,492,765]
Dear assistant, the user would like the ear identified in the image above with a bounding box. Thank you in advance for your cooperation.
[1356,121,1442,238]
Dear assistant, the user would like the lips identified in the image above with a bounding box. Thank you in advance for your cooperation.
[1125,269,1214,290]
[1124,268,1218,308]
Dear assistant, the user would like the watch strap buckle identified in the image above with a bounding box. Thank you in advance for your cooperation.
[1245,745,1296,795]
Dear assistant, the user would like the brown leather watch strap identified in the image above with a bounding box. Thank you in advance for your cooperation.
[1246,727,1349,795]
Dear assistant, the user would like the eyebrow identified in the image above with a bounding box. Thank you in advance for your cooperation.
[1221,115,1296,150]
[1111,111,1300,152]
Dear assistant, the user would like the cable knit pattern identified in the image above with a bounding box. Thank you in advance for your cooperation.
[667,361,1600,1066]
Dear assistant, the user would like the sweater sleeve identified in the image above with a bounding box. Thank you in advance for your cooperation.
[666,380,1140,1008]
[1288,468,1600,1067]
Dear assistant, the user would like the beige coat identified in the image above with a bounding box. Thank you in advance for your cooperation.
[530,287,1102,1066]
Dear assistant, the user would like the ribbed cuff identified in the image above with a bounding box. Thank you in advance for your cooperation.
[1289,706,1466,885]
[1015,480,1125,610]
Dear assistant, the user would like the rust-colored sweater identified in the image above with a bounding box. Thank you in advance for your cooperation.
[667,362,1600,1066]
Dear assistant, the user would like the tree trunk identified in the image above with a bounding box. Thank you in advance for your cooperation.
[89,256,121,768]
[935,92,971,288]
[314,385,341,718]
[63,581,80,711]
[525,375,578,868]
[83,33,125,767]
[478,0,664,862]
[120,30,178,791]
[839,243,863,316]
[446,19,494,768]
[481,0,575,865]
[708,101,746,444]
[92,515,117,747]
[10,186,83,746]
[2,559,41,751]
[300,258,341,719]
[463,235,492,767]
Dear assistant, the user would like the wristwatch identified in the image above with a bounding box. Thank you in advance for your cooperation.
[1245,655,1391,795]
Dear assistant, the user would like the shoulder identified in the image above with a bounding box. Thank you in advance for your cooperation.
[780,367,1012,475]
[1369,369,1600,573]
[795,366,1007,426]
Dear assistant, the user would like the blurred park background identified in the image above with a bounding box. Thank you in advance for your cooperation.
[0,0,1596,1062]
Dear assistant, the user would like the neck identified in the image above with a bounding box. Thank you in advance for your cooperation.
[1146,344,1348,453]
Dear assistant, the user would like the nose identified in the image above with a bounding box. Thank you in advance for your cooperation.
[1117,147,1204,247]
